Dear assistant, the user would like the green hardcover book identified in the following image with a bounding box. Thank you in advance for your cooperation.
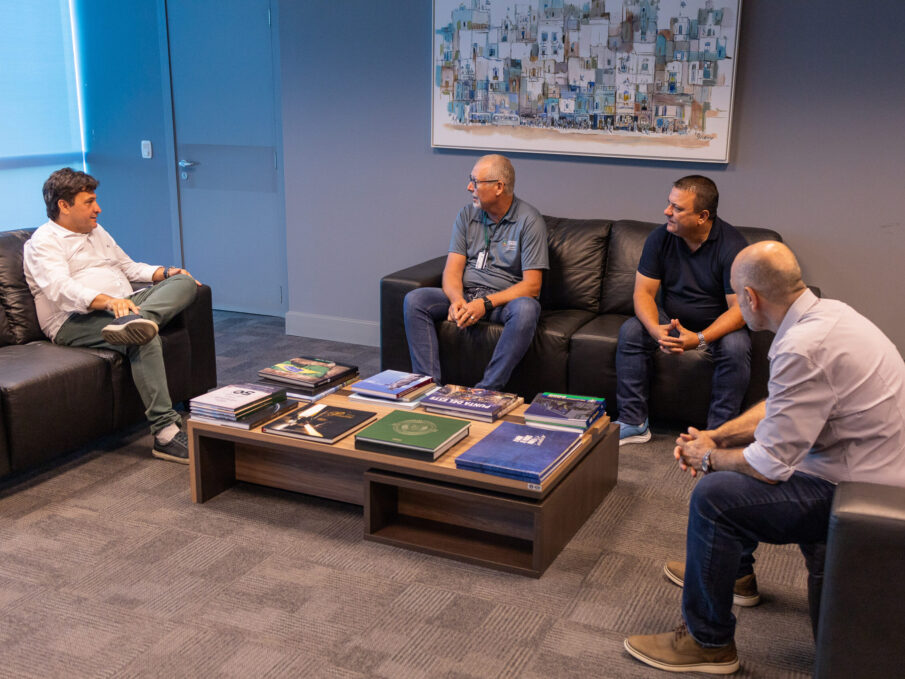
[354,410,471,461]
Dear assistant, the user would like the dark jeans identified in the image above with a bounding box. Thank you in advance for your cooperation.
[403,286,540,390]
[615,311,751,429]
[682,471,835,646]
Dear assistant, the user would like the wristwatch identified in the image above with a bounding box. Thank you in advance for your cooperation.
[696,331,707,350]
[482,296,493,315]
[701,448,714,474]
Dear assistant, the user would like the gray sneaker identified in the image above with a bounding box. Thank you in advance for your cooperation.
[152,430,189,464]
[102,314,158,346]
[664,560,761,607]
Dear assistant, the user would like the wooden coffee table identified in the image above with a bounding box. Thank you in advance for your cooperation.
[188,392,619,577]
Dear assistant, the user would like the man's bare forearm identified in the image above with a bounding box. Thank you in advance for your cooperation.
[441,271,465,304]
[699,305,746,344]
[710,447,776,483]
[634,291,662,336]
[711,401,766,447]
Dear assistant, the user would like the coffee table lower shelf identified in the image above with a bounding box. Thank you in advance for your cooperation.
[364,428,617,577]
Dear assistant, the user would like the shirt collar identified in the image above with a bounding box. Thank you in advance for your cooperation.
[768,288,820,359]
[49,219,91,238]
[482,195,519,227]
[701,217,723,245]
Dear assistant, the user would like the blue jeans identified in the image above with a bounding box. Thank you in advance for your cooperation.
[683,471,835,646]
[403,286,540,390]
[615,311,751,429]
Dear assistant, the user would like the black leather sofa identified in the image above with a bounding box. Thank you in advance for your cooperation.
[380,217,783,427]
[0,228,217,481]
[814,481,905,678]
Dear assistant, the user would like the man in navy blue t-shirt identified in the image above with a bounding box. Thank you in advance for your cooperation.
[615,176,751,444]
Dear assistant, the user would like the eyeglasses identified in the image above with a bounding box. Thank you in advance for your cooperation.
[468,175,500,186]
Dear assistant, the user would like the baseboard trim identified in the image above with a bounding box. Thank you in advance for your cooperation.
[285,311,379,347]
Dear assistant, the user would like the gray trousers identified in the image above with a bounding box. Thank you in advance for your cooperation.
[54,275,198,435]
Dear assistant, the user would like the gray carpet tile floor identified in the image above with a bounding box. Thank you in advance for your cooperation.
[0,311,815,678]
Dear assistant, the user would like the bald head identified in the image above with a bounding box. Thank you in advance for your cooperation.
[732,241,806,305]
[476,154,515,195]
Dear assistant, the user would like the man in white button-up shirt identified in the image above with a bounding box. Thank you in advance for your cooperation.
[24,168,201,464]
[624,241,905,674]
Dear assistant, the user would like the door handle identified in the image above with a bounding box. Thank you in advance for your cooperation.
[178,160,199,168]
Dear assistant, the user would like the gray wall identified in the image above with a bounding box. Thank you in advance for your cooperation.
[279,0,905,350]
[72,1,905,350]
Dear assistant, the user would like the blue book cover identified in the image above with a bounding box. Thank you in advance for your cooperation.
[455,422,581,483]
[350,370,432,397]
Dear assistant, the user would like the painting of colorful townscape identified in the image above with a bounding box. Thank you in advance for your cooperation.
[432,0,741,162]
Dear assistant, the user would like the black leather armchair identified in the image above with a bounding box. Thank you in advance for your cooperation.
[0,228,217,480]
[380,217,783,427]
[814,482,905,678]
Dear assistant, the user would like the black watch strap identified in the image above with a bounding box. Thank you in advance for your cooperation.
[482,296,493,315]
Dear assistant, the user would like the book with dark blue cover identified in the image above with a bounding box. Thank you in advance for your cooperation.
[455,422,582,483]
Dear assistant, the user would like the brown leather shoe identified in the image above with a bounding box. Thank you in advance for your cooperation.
[664,560,761,607]
[624,623,740,674]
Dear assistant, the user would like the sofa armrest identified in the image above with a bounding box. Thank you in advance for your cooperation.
[815,481,905,679]
[380,256,446,372]
[180,283,218,396]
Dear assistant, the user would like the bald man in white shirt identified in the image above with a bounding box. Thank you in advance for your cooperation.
[24,168,201,463]
[624,241,905,674]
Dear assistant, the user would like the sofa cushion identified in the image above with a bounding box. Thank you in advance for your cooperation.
[0,304,12,347]
[540,217,611,313]
[0,408,8,478]
[0,342,113,472]
[0,229,45,346]
[600,220,658,316]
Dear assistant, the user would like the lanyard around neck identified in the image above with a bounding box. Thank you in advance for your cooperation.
[482,212,494,251]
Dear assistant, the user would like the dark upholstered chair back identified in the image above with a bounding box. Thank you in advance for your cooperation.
[600,220,660,316]
[540,217,612,313]
[0,229,45,347]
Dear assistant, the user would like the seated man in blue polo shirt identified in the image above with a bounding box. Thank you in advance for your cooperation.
[615,176,750,444]
[403,154,548,390]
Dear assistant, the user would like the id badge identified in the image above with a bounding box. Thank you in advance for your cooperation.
[475,250,488,270]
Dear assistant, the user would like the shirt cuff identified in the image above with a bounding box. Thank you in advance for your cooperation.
[78,287,105,313]
[743,441,794,482]
[139,264,160,282]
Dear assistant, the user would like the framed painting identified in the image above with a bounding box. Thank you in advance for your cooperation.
[432,0,742,163]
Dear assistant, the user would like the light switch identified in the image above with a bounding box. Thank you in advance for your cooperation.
[141,140,153,159]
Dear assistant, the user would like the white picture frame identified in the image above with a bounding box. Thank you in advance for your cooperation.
[431,0,743,163]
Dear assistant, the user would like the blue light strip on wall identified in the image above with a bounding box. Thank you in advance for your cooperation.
[68,0,87,169]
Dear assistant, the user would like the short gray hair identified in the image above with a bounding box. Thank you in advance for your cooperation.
[480,154,515,195]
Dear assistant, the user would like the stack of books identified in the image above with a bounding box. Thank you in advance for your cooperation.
[354,410,470,461]
[420,384,523,422]
[523,392,607,432]
[190,383,297,429]
[258,356,358,401]
[454,421,582,484]
[347,370,435,408]
[263,403,377,444]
